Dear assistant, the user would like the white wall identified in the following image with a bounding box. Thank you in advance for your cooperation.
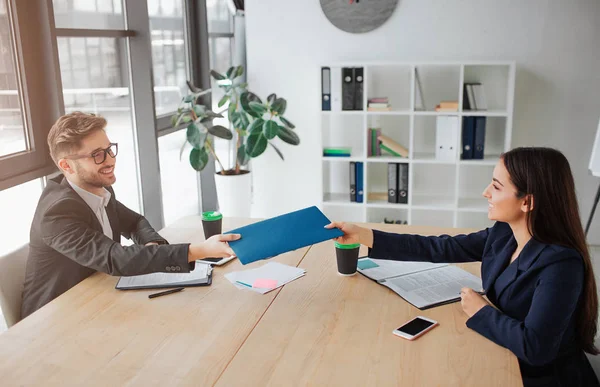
[245,0,600,243]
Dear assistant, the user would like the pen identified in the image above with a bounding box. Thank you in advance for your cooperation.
[148,287,185,299]
[236,281,252,288]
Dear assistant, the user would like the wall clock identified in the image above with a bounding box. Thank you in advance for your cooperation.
[320,0,399,34]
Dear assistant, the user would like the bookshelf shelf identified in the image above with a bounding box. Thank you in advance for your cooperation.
[320,61,515,229]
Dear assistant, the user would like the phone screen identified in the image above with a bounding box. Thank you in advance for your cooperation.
[397,318,435,336]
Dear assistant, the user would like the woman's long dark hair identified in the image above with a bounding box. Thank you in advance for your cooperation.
[502,147,598,355]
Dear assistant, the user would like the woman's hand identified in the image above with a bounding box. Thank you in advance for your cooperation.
[188,233,241,262]
[460,287,490,318]
[325,222,373,247]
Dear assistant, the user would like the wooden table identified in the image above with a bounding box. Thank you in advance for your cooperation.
[0,218,522,386]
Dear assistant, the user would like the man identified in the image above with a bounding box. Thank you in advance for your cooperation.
[21,112,239,318]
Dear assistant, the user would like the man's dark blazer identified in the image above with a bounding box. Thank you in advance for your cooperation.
[21,175,191,319]
[369,221,599,387]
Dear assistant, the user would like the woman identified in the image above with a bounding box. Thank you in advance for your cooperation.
[326,147,599,386]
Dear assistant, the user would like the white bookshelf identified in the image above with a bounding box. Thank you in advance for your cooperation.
[320,61,516,229]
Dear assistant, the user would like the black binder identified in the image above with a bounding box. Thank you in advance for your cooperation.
[350,161,356,202]
[321,67,331,111]
[387,163,398,203]
[354,67,364,111]
[473,117,487,159]
[397,163,409,204]
[461,117,475,160]
[342,67,355,111]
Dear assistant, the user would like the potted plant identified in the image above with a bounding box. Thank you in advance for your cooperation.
[171,65,300,217]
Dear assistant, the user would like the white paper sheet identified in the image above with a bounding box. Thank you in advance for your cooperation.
[357,258,447,281]
[225,262,306,294]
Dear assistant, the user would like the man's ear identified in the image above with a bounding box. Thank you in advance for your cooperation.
[57,158,74,174]
[520,194,534,213]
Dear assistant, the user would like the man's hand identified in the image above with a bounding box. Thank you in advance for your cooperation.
[460,287,490,318]
[188,233,241,262]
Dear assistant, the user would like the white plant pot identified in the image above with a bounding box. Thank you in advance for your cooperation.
[214,170,252,218]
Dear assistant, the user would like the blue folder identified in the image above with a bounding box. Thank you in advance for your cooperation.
[225,206,344,265]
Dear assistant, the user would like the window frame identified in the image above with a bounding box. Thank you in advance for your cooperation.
[0,0,63,190]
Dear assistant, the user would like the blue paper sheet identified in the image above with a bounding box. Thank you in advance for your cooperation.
[226,206,344,265]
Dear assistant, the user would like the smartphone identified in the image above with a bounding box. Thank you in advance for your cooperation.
[392,316,438,340]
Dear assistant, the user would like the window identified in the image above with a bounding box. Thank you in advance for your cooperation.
[149,0,189,117]
[0,178,43,256]
[52,0,124,30]
[57,37,141,213]
[158,130,199,226]
[0,0,60,189]
[0,1,25,158]
[207,0,235,170]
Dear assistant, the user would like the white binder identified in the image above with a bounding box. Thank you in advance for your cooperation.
[435,116,459,161]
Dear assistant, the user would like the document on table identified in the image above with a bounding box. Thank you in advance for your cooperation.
[225,262,305,294]
[116,263,212,290]
[358,257,483,309]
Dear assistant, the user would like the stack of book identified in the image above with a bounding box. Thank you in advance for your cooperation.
[463,83,488,110]
[368,129,409,158]
[367,97,391,112]
[434,101,459,112]
[323,147,351,157]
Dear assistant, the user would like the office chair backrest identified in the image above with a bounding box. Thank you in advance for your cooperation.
[0,244,29,328]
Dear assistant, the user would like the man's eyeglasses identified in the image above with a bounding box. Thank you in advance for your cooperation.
[66,143,118,165]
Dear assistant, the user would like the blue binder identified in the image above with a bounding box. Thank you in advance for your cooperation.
[461,117,475,160]
[226,206,344,265]
[356,162,364,203]
[473,117,487,159]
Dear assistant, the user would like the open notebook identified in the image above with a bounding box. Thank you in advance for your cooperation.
[357,257,483,309]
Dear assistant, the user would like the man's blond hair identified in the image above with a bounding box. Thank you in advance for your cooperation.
[47,112,107,164]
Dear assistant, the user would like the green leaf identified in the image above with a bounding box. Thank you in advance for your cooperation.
[228,101,237,118]
[210,70,226,80]
[189,148,209,171]
[235,66,244,77]
[263,120,279,140]
[184,95,195,103]
[207,124,233,140]
[249,101,267,116]
[279,116,295,129]
[237,82,248,90]
[226,66,236,79]
[187,123,207,149]
[230,112,242,128]
[271,98,287,115]
[269,142,285,161]
[206,110,224,119]
[277,125,300,145]
[239,112,250,130]
[186,80,201,93]
[218,94,229,108]
[200,116,213,125]
[240,92,263,118]
[267,93,277,104]
[237,144,250,166]
[193,104,207,116]
[171,114,178,127]
[246,131,268,158]
[248,118,264,134]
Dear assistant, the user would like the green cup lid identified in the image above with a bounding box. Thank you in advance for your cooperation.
[335,242,360,249]
[202,211,222,221]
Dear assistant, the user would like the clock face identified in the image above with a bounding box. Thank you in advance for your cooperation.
[320,0,399,34]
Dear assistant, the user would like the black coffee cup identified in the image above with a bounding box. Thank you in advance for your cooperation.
[335,242,360,276]
[202,211,223,240]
